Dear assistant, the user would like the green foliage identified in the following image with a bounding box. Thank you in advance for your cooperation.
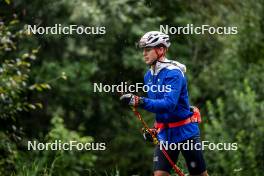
[204,80,264,175]
[0,17,96,176]
[15,114,96,176]
[1,0,264,175]
[0,19,49,175]
[0,22,44,119]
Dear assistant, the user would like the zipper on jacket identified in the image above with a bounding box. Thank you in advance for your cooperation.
[152,65,157,99]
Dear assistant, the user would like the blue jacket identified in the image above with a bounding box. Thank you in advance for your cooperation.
[141,59,200,143]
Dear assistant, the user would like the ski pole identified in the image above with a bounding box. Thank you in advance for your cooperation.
[131,106,185,176]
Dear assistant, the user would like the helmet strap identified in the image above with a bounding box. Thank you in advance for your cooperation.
[151,47,165,65]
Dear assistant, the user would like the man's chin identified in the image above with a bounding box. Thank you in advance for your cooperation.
[145,60,152,65]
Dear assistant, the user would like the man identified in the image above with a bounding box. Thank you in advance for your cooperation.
[120,31,208,176]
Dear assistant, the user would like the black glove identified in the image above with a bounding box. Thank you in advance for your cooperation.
[120,93,144,107]
[142,128,157,143]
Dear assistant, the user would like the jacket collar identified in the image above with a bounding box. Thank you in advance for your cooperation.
[150,58,187,76]
[150,58,172,75]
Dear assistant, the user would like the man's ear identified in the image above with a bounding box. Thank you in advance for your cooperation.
[161,47,167,55]
[158,47,165,54]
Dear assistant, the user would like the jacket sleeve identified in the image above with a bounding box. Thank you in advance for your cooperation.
[141,70,183,113]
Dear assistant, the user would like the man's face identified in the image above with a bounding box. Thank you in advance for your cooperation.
[143,47,166,65]
[143,47,158,65]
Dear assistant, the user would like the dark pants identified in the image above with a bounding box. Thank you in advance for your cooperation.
[153,135,206,175]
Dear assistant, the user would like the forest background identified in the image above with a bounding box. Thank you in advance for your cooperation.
[0,0,263,175]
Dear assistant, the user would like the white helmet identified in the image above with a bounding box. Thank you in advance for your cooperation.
[138,31,170,48]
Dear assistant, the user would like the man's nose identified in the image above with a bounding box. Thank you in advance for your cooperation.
[143,49,147,56]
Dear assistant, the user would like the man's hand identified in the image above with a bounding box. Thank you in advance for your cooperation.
[142,128,157,143]
[120,93,144,107]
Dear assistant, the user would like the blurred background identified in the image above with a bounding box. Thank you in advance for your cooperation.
[0,0,263,175]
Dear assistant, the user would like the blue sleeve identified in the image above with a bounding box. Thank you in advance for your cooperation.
[141,70,183,113]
